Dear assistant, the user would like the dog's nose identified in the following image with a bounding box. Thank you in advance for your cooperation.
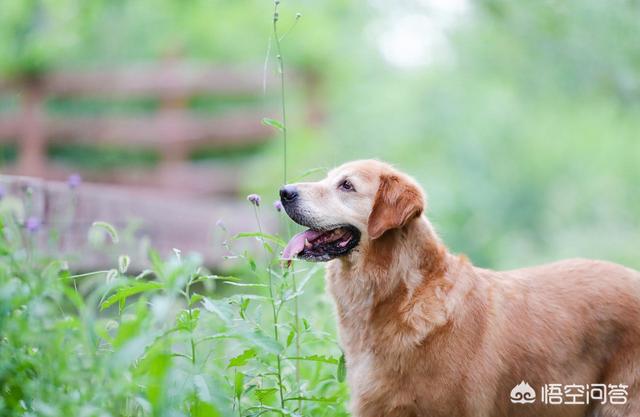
[279,185,299,203]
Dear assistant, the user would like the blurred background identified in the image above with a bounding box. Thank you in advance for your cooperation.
[1,0,639,271]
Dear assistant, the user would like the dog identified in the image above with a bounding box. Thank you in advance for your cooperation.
[279,159,640,417]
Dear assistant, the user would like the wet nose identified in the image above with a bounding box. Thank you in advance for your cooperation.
[279,184,299,203]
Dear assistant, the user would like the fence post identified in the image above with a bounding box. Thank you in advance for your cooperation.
[17,82,47,177]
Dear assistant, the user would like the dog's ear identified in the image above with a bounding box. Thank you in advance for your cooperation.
[367,174,424,240]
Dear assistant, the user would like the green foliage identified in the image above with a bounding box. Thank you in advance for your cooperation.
[0,0,342,76]
[0,209,348,416]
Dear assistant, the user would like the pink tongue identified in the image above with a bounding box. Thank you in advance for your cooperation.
[282,229,323,260]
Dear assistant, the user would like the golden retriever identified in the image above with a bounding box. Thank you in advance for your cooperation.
[279,159,640,417]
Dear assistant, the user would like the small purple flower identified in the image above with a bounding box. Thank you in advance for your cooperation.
[25,216,41,233]
[273,200,283,212]
[0,185,5,200]
[247,194,261,207]
[67,173,82,189]
[216,218,227,232]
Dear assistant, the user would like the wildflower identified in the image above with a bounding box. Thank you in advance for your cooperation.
[25,216,41,233]
[273,200,283,212]
[67,173,82,189]
[247,194,261,207]
[0,185,5,200]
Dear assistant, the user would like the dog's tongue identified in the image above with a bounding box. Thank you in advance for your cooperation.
[282,229,323,260]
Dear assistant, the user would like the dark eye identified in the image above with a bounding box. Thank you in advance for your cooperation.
[338,179,355,192]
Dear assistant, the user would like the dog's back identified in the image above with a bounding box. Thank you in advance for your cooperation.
[477,258,640,416]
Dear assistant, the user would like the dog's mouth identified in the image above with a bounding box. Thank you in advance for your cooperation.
[282,225,361,262]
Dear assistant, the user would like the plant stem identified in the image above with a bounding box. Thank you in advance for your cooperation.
[185,280,197,366]
[252,206,285,409]
[287,221,302,411]
[272,2,304,411]
[273,1,287,184]
[236,369,243,417]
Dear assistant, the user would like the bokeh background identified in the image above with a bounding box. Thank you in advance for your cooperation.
[1,0,639,267]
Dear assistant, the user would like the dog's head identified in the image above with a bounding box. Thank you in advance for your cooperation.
[280,160,425,261]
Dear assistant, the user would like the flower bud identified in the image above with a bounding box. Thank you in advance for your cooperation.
[247,194,261,207]
[67,173,82,189]
[25,216,41,233]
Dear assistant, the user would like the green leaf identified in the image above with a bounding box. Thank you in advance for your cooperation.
[91,221,119,243]
[101,281,164,310]
[61,285,85,312]
[234,232,287,247]
[286,329,295,347]
[192,274,241,284]
[193,374,212,402]
[285,396,337,403]
[261,117,284,131]
[227,348,257,368]
[222,281,267,288]
[189,294,204,307]
[285,354,338,365]
[148,249,164,279]
[192,401,221,417]
[176,309,200,331]
[239,297,250,319]
[337,352,347,382]
[239,330,283,354]
[201,297,234,324]
[263,241,274,254]
[254,388,277,403]
[234,372,244,400]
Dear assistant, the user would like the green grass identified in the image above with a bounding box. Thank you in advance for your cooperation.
[0,201,348,417]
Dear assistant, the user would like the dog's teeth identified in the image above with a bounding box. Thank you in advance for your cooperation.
[304,239,312,249]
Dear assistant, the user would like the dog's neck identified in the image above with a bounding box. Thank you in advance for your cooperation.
[326,216,463,353]
[343,216,448,296]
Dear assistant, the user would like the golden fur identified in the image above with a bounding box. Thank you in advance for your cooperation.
[288,160,640,417]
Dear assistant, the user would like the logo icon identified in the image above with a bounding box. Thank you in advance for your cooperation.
[510,381,536,404]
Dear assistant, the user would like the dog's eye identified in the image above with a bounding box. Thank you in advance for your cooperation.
[338,179,355,192]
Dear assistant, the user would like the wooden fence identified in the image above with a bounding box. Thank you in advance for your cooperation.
[0,61,301,269]
[0,62,287,194]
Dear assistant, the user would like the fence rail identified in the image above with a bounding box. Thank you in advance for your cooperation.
[0,175,275,271]
[0,63,278,98]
